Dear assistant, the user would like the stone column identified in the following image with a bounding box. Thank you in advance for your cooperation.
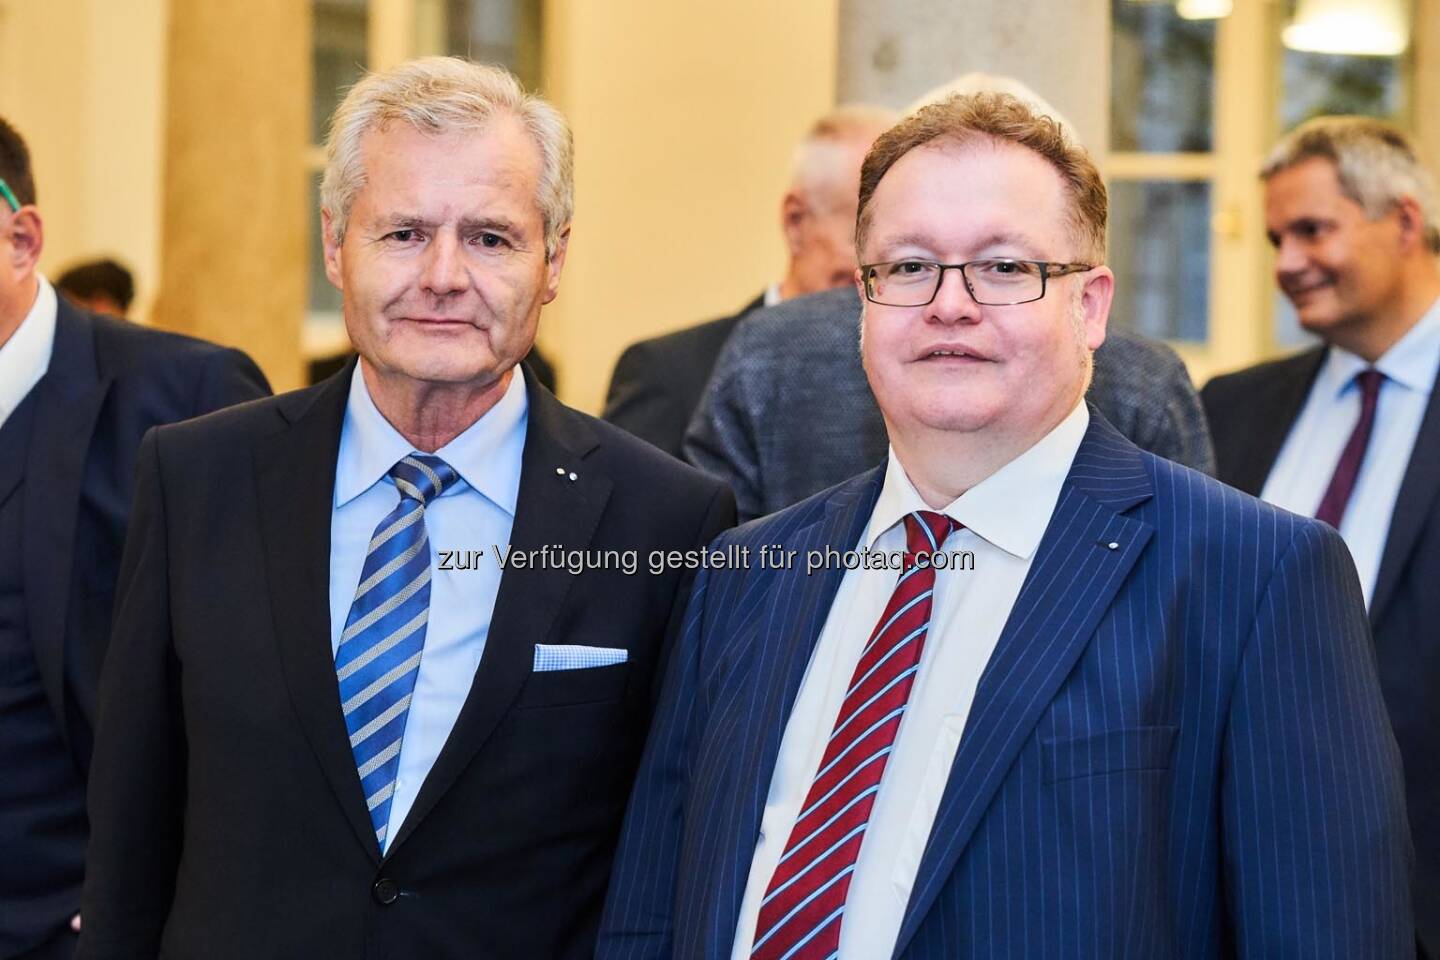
[837,0,1110,152]
[152,0,310,391]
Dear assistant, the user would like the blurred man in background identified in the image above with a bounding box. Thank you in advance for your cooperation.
[1203,115,1440,958]
[603,105,894,457]
[54,259,133,319]
[685,75,1215,521]
[0,117,269,960]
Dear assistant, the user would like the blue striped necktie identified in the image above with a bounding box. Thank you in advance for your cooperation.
[336,452,458,848]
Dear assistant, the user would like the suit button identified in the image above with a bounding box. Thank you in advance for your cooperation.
[373,878,399,905]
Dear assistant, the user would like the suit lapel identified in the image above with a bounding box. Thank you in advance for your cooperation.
[1229,348,1325,495]
[388,378,613,852]
[705,470,883,941]
[891,415,1155,958]
[25,302,112,742]
[253,364,384,859]
[1371,359,1440,625]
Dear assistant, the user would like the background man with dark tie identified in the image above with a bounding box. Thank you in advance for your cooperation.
[78,58,733,960]
[0,117,269,960]
[1203,116,1440,958]
[599,92,1411,959]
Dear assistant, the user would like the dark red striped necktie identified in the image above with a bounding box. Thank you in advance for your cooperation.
[1314,368,1384,529]
[750,510,959,960]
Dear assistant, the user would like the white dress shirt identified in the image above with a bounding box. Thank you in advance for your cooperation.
[0,276,57,427]
[731,401,1090,960]
[329,364,528,850]
[1261,297,1440,606]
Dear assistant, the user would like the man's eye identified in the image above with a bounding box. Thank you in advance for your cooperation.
[387,229,419,242]
[478,232,507,248]
[892,260,931,276]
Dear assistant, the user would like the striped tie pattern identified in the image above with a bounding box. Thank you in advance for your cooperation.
[336,453,458,848]
[751,510,959,960]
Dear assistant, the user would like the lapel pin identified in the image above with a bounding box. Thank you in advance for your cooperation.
[1107,541,1120,550]
[555,466,565,476]
[568,472,578,481]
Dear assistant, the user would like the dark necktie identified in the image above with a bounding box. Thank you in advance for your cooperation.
[750,510,960,960]
[1314,368,1384,529]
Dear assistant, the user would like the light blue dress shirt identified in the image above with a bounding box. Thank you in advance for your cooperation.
[1262,297,1440,606]
[329,364,528,850]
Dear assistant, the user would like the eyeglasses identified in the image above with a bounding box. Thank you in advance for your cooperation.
[860,258,1094,307]
[0,178,18,213]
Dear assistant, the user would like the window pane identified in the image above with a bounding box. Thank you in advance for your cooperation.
[1281,49,1406,129]
[1109,180,1211,342]
[1111,0,1217,152]
[431,0,543,89]
[313,0,368,145]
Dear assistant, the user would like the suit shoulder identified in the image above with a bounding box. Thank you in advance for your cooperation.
[1139,447,1338,557]
[622,313,744,363]
[149,382,313,452]
[715,469,880,548]
[1201,348,1324,407]
[89,310,252,375]
[1095,327,1188,379]
[581,406,730,498]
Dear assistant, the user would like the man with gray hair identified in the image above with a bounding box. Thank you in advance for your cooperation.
[1203,115,1440,958]
[686,75,1215,522]
[603,105,894,458]
[78,57,733,960]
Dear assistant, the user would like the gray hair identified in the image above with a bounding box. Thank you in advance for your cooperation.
[789,104,896,203]
[908,73,1080,146]
[1262,116,1440,254]
[321,56,574,260]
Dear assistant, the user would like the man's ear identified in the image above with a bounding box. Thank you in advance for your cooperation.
[780,191,806,257]
[321,209,344,290]
[1079,266,1114,351]
[542,224,570,305]
[5,206,43,276]
[1393,195,1427,255]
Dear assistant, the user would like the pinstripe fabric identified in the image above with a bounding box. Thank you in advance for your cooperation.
[598,409,1413,959]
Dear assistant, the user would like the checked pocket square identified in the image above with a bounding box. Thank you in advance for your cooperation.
[532,643,629,672]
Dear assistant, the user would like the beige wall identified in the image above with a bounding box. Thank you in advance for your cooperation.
[540,0,839,413]
[0,0,167,318]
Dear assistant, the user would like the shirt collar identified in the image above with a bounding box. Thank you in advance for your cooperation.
[866,400,1090,560]
[0,274,58,421]
[763,283,784,308]
[1322,296,1440,397]
[334,363,529,514]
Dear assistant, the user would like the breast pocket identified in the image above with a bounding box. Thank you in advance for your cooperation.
[514,661,631,710]
[1041,725,1177,784]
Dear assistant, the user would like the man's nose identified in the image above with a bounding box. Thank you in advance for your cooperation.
[928,265,980,325]
[1274,234,1310,279]
[421,234,469,296]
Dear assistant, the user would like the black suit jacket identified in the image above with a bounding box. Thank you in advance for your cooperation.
[1,298,267,952]
[78,364,736,960]
[1203,347,1440,955]
[602,293,765,457]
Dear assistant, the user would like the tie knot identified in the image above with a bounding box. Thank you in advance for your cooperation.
[1356,368,1384,402]
[389,453,458,506]
[903,510,960,557]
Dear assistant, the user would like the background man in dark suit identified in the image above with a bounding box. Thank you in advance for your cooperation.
[1203,115,1440,958]
[600,92,1410,959]
[0,119,269,960]
[602,105,893,457]
[79,58,733,960]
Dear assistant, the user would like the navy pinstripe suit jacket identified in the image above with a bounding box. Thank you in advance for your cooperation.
[598,411,1413,959]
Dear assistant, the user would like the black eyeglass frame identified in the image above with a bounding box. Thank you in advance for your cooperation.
[860,258,1095,307]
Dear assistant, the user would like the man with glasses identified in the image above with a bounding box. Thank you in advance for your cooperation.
[598,92,1411,959]
[0,116,269,960]
[1203,116,1440,959]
